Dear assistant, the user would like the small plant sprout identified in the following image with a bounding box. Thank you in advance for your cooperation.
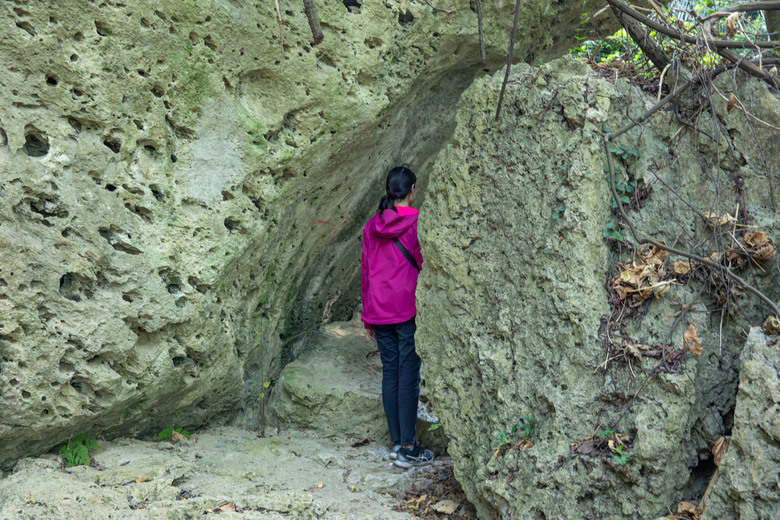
[551,204,566,219]
[60,434,99,467]
[494,416,537,456]
[513,416,537,439]
[259,380,270,399]
[428,421,442,431]
[158,427,191,441]
[603,222,624,241]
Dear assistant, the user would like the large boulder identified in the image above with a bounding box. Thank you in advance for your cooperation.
[702,327,780,520]
[267,320,447,454]
[417,57,780,519]
[0,0,620,468]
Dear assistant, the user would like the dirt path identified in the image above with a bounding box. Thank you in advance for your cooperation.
[0,426,467,520]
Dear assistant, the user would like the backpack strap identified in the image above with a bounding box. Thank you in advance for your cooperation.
[393,238,420,271]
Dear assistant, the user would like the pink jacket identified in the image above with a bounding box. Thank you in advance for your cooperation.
[361,206,423,327]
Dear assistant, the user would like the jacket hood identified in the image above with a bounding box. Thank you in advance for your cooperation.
[369,208,418,238]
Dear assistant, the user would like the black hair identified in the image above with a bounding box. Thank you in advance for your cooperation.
[377,165,416,215]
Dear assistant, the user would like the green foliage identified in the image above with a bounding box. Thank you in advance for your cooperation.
[609,143,640,163]
[611,443,631,465]
[495,416,537,451]
[551,204,566,219]
[158,426,191,441]
[428,421,442,431]
[59,434,99,467]
[603,222,624,241]
[259,380,271,399]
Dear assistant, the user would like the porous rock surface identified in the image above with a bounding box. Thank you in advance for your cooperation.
[702,327,780,520]
[417,57,780,519]
[0,426,418,520]
[267,320,446,453]
[0,0,616,468]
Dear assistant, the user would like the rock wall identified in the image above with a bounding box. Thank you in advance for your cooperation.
[417,58,780,519]
[702,327,780,520]
[0,0,617,469]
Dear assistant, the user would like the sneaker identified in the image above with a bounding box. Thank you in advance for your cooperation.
[389,444,402,460]
[393,442,434,469]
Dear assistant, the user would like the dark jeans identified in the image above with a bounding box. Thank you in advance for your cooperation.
[372,317,421,446]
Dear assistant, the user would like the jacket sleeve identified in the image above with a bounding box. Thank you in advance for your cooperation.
[361,227,371,329]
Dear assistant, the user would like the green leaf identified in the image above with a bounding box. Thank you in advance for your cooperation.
[613,231,624,241]
[605,222,615,230]
[599,429,616,436]
[620,195,630,204]
[263,381,271,388]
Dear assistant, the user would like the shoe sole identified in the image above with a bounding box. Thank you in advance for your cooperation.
[393,455,434,469]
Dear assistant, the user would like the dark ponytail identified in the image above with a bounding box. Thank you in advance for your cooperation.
[377,165,417,215]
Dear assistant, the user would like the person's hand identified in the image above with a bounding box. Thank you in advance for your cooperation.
[366,328,376,342]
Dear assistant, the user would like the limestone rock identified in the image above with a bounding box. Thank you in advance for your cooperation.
[0,0,619,469]
[702,328,780,520]
[267,321,447,454]
[0,427,415,520]
[417,57,780,519]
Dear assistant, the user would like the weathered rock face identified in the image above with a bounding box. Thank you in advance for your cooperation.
[702,327,780,520]
[0,0,619,468]
[266,320,446,453]
[417,58,780,519]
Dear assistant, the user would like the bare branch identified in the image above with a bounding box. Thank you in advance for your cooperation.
[476,0,486,62]
[303,0,324,45]
[495,0,522,121]
[424,0,456,15]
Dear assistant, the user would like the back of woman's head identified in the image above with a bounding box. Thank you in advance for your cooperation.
[377,165,416,214]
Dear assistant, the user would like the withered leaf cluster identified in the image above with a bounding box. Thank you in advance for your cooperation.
[611,245,673,305]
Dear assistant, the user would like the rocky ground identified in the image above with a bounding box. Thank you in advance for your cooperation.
[0,426,472,520]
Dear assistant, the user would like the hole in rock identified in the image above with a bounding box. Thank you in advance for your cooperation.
[16,21,36,36]
[224,218,239,233]
[150,185,165,202]
[73,32,83,41]
[204,35,216,50]
[30,193,68,219]
[151,85,165,97]
[22,390,31,398]
[95,20,110,36]
[41,396,46,401]
[398,10,414,25]
[170,154,177,163]
[70,54,78,62]
[68,117,82,133]
[46,75,58,86]
[0,127,6,147]
[71,88,83,99]
[23,130,49,157]
[59,272,94,302]
[166,283,182,294]
[105,183,117,191]
[343,0,361,11]
[175,297,186,308]
[103,138,121,153]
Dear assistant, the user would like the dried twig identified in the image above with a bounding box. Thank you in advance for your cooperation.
[274,0,284,70]
[495,0,522,121]
[476,0,486,62]
[424,0,455,15]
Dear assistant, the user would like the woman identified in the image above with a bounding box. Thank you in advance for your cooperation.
[361,165,433,469]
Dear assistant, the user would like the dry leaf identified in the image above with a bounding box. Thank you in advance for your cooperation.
[350,438,369,448]
[673,260,693,275]
[712,436,728,467]
[677,500,700,517]
[218,503,236,511]
[744,231,771,248]
[762,315,780,336]
[684,324,702,355]
[135,477,146,483]
[724,13,740,38]
[726,93,737,113]
[171,431,188,442]
[317,482,324,488]
[703,212,737,227]
[431,500,459,514]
